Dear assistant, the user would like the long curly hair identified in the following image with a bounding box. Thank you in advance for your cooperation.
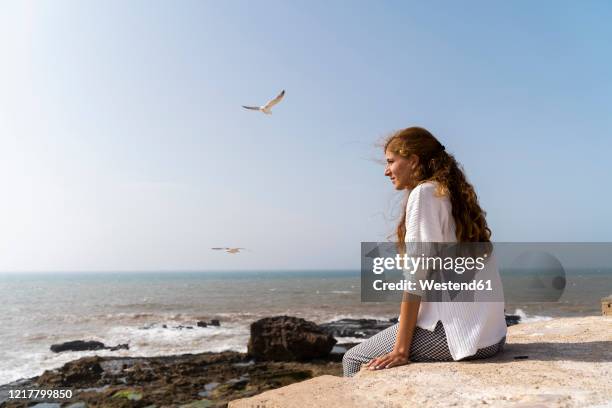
[384,127,491,246]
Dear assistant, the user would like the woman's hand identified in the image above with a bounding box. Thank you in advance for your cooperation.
[365,350,410,370]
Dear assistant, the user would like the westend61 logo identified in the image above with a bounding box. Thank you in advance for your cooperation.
[357,242,612,303]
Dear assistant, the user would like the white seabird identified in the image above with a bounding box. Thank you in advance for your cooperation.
[211,247,247,254]
[242,90,285,115]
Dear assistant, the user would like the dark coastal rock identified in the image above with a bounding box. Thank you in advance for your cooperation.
[247,316,337,361]
[50,340,129,353]
[107,343,129,351]
[38,356,104,387]
[197,319,221,327]
[50,340,106,353]
[319,318,396,339]
[4,350,342,408]
[505,314,521,326]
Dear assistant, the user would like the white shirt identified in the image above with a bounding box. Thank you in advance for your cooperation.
[399,181,507,360]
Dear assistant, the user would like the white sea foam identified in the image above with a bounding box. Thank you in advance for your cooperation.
[103,322,249,355]
[321,314,396,323]
[513,308,554,323]
[0,321,251,385]
[334,336,366,344]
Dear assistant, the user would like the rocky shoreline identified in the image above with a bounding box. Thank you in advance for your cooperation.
[0,351,343,408]
[0,314,521,408]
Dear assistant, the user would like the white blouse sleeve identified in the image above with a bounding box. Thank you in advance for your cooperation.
[402,183,447,297]
[405,182,446,243]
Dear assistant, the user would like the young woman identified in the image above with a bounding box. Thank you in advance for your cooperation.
[343,127,507,377]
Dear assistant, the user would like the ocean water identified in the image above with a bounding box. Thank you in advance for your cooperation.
[1,269,609,385]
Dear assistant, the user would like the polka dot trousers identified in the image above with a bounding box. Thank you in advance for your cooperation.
[342,320,506,377]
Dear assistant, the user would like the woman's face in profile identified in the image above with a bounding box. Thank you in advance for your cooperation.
[384,150,418,190]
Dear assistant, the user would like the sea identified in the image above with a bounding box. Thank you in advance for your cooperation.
[1,269,610,385]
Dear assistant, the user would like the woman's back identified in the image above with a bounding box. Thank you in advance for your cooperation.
[404,181,507,360]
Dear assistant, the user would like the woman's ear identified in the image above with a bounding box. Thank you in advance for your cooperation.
[409,154,420,169]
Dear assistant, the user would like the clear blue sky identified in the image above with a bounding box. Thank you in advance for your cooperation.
[1,1,611,272]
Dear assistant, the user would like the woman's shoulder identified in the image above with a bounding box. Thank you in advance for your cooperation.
[408,181,448,204]
[405,180,455,241]
[413,181,437,193]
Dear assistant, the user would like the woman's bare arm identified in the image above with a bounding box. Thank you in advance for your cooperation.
[366,291,421,370]
[393,291,421,355]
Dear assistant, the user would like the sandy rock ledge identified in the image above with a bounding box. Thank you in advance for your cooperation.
[229,316,612,408]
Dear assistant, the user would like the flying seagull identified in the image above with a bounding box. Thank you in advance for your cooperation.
[242,90,285,114]
[211,247,247,254]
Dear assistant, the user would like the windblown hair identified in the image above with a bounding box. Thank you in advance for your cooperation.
[384,127,491,246]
